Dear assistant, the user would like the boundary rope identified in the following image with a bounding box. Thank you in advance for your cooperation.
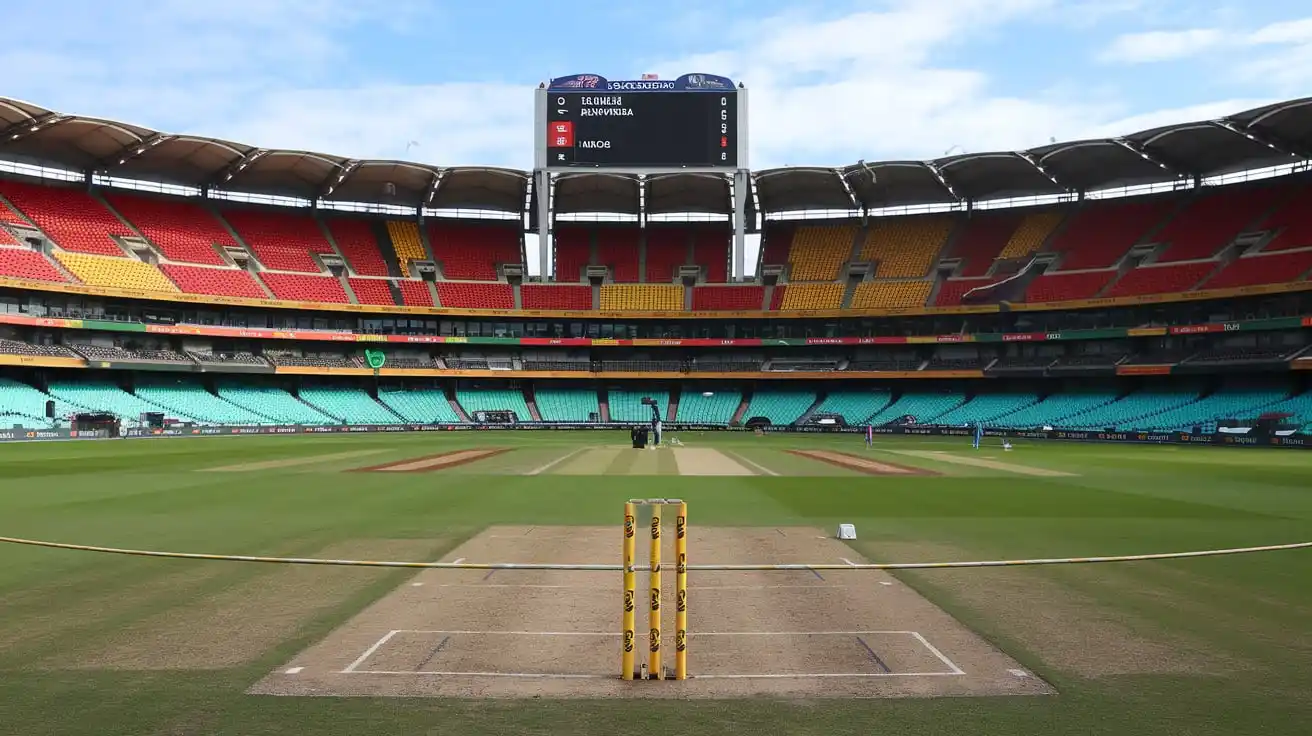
[2,535,1310,571]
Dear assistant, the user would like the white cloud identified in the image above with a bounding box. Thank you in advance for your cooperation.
[1098,28,1225,63]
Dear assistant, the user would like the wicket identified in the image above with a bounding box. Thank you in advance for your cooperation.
[622,498,687,680]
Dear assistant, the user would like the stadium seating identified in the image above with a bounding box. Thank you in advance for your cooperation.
[0,181,131,256]
[645,228,688,283]
[760,224,793,266]
[1200,250,1312,289]
[867,392,966,425]
[260,272,350,303]
[743,391,816,425]
[1103,262,1214,298]
[397,279,435,306]
[0,247,68,282]
[161,264,267,298]
[300,387,401,423]
[993,392,1120,428]
[675,390,741,424]
[377,388,464,423]
[596,228,641,283]
[217,384,336,424]
[1257,189,1312,251]
[949,214,1018,277]
[811,390,893,424]
[429,223,520,280]
[692,229,730,282]
[599,284,682,311]
[1130,388,1287,433]
[0,377,64,428]
[0,225,16,245]
[849,281,932,309]
[347,278,396,306]
[933,393,1039,426]
[221,209,336,272]
[779,282,844,310]
[1153,186,1284,263]
[48,380,185,422]
[1047,200,1173,270]
[998,212,1064,260]
[135,380,268,425]
[1061,388,1199,430]
[326,219,390,276]
[456,388,531,420]
[54,251,178,293]
[1024,271,1115,302]
[553,227,591,283]
[934,278,996,306]
[522,285,592,310]
[386,221,428,275]
[609,390,669,423]
[860,216,952,278]
[103,193,232,265]
[535,388,600,421]
[790,225,855,281]
[437,282,514,309]
[692,286,764,311]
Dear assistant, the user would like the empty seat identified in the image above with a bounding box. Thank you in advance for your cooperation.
[103,193,232,265]
[347,278,395,305]
[596,228,641,283]
[1104,262,1214,297]
[645,228,689,282]
[1154,186,1284,262]
[436,282,514,309]
[1048,200,1173,270]
[935,278,998,306]
[259,272,350,303]
[1201,250,1312,289]
[998,212,1064,260]
[0,181,131,256]
[860,216,952,278]
[0,248,68,282]
[397,279,435,306]
[327,219,391,276]
[692,286,764,310]
[1024,271,1115,302]
[599,284,682,310]
[692,228,730,282]
[161,264,267,298]
[55,251,178,292]
[428,223,520,280]
[553,226,592,283]
[222,209,336,272]
[386,221,428,276]
[522,285,592,309]
[779,282,843,310]
[850,281,932,309]
[790,225,855,280]
[948,214,1018,277]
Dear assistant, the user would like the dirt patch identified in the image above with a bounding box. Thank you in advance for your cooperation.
[887,450,1075,477]
[356,449,507,473]
[864,540,1227,677]
[203,449,389,472]
[790,449,937,476]
[672,448,755,476]
[54,539,443,670]
[251,525,1053,699]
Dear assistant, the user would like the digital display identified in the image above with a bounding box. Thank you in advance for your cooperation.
[545,90,738,169]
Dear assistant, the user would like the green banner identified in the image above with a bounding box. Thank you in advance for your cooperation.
[364,348,386,369]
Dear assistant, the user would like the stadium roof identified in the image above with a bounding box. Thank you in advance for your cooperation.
[2,95,1310,215]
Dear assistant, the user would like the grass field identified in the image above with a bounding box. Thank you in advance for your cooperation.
[1,431,1310,735]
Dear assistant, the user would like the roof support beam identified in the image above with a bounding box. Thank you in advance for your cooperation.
[924,162,964,204]
[423,168,447,208]
[1017,152,1073,194]
[318,159,361,199]
[92,133,174,173]
[0,113,69,143]
[1216,120,1312,161]
[1112,138,1190,179]
[207,149,268,189]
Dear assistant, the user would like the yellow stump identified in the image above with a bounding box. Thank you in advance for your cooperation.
[648,504,663,679]
[621,502,637,680]
[674,501,688,680]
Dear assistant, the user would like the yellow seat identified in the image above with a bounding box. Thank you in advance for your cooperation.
[779,282,844,310]
[998,212,1063,260]
[860,216,952,278]
[54,251,178,293]
[387,221,427,276]
[850,281,933,309]
[787,225,855,281]
[599,284,683,310]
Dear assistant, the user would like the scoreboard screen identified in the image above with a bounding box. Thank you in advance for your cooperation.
[538,73,742,170]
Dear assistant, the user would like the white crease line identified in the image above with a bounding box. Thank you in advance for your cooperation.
[526,447,586,476]
[910,631,966,675]
[723,450,779,476]
[391,629,925,636]
[427,583,854,590]
[695,672,963,679]
[284,667,304,674]
[339,630,400,674]
[348,671,960,679]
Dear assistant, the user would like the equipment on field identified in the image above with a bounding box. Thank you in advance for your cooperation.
[622,498,687,681]
[837,523,857,540]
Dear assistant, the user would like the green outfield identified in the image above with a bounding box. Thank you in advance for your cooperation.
[1,431,1310,734]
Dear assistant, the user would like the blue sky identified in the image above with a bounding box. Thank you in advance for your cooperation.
[2,0,1310,171]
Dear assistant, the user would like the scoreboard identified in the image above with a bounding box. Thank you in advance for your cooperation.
[535,73,745,171]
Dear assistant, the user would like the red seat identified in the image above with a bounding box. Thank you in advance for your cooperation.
[222,209,335,272]
[645,229,688,282]
[397,280,435,306]
[427,223,521,280]
[437,282,513,309]
[692,228,730,283]
[1047,200,1174,270]
[596,228,640,283]
[1104,262,1214,297]
[1257,189,1312,251]
[347,278,395,305]
[1024,271,1114,302]
[935,278,998,306]
[522,285,592,309]
[0,248,68,282]
[259,272,350,303]
[1153,186,1284,262]
[103,193,231,265]
[692,286,764,310]
[1201,250,1312,289]
[0,181,131,256]
[947,214,1019,277]
[327,219,390,276]
[769,285,787,310]
[553,226,591,283]
[760,224,793,266]
[161,264,267,298]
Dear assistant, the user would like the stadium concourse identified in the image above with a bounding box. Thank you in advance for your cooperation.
[0,95,1310,443]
